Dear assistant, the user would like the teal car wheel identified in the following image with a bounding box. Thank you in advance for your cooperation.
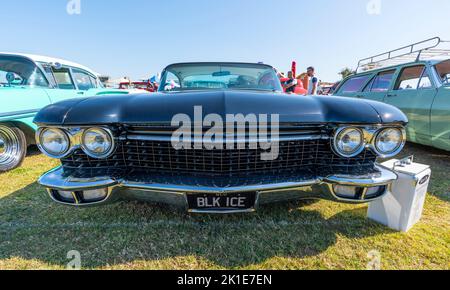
[0,125,27,172]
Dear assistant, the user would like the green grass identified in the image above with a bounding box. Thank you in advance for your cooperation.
[0,144,449,270]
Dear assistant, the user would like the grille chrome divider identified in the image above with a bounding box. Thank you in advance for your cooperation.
[126,134,329,143]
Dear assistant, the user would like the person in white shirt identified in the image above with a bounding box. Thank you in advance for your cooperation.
[307,67,319,95]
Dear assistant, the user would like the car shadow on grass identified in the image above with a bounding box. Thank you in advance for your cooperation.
[0,182,394,269]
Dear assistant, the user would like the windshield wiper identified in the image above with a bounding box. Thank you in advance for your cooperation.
[227,88,279,92]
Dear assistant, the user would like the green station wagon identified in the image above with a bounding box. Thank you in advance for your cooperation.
[0,53,133,172]
[334,38,450,152]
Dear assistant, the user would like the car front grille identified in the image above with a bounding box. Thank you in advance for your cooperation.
[61,126,378,179]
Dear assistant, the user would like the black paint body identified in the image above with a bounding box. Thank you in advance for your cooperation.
[34,91,408,126]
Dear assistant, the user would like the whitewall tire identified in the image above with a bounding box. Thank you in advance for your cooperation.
[0,124,27,172]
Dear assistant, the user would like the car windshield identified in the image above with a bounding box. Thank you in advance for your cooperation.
[435,60,450,86]
[0,55,48,87]
[159,63,283,92]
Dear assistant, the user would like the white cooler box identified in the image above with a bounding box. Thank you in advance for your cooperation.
[368,157,431,232]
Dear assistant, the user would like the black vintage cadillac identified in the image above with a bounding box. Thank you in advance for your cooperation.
[34,62,407,213]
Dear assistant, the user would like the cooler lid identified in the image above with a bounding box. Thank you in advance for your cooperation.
[381,159,430,176]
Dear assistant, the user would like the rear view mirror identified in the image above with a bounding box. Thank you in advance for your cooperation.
[212,71,231,77]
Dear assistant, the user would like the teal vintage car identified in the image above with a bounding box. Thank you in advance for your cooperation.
[0,52,133,172]
[334,37,450,152]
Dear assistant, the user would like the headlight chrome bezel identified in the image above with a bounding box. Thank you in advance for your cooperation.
[81,127,115,159]
[332,125,406,159]
[332,127,366,158]
[36,127,72,159]
[36,127,116,160]
[372,127,407,158]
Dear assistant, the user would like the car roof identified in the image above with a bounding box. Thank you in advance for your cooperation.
[0,52,100,76]
[351,58,450,77]
[164,62,275,69]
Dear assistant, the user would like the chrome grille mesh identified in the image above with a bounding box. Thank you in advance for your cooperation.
[61,137,378,177]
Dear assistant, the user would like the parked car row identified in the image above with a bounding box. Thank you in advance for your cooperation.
[0,40,447,212]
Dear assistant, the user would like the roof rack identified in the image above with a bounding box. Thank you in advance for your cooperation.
[356,37,450,73]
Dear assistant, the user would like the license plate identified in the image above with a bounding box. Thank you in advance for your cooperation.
[186,192,257,212]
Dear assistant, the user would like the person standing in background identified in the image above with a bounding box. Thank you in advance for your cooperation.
[283,71,298,94]
[307,67,319,95]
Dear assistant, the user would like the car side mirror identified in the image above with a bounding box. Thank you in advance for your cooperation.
[6,72,15,86]
[51,62,63,70]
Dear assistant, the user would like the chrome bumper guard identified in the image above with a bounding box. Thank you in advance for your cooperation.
[38,166,398,212]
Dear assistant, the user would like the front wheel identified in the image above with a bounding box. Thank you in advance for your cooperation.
[0,124,27,172]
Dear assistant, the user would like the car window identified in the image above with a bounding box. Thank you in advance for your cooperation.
[159,63,283,92]
[0,71,23,85]
[371,70,396,92]
[52,67,75,90]
[40,64,57,87]
[418,70,432,89]
[0,56,48,87]
[89,75,98,88]
[338,75,371,93]
[161,71,181,91]
[435,60,450,85]
[363,76,375,92]
[72,69,95,90]
[395,66,424,91]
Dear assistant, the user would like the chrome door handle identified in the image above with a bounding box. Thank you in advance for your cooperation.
[387,93,397,97]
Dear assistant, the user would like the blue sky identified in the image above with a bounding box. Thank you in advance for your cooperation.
[2,0,450,81]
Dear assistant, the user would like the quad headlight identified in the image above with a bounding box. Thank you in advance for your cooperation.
[374,128,405,157]
[37,128,70,158]
[81,127,114,159]
[333,127,365,157]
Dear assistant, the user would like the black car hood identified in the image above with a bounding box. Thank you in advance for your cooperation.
[34,91,408,125]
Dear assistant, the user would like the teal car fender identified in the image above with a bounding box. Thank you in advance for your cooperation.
[0,86,51,132]
[0,86,135,172]
[1,87,132,133]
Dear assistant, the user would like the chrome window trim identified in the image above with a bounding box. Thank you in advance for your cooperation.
[0,109,40,118]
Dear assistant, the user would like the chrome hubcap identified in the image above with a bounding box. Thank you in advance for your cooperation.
[0,126,21,169]
[0,138,5,155]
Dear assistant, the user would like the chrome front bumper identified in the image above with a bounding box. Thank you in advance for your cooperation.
[38,166,398,213]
